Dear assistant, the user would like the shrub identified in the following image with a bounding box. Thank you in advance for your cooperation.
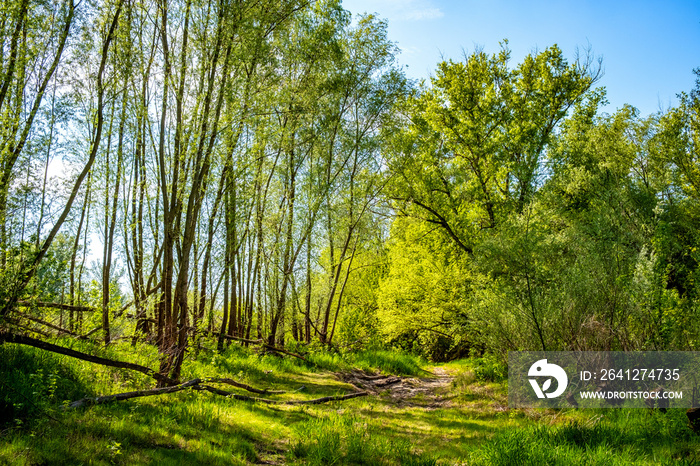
[473,354,507,382]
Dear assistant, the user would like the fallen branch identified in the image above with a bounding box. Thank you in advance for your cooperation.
[201,377,285,395]
[5,319,52,338]
[0,331,176,385]
[67,378,366,409]
[68,379,201,408]
[216,333,315,366]
[261,343,314,366]
[14,312,81,337]
[14,300,133,316]
[17,301,95,313]
[201,386,368,405]
[114,300,134,318]
[79,325,103,340]
[222,335,263,345]
[282,391,367,405]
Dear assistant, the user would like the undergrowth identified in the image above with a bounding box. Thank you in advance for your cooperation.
[0,344,93,426]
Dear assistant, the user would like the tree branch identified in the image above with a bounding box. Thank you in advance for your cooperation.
[0,331,176,385]
[68,378,200,408]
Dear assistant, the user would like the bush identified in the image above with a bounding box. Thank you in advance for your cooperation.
[473,354,507,382]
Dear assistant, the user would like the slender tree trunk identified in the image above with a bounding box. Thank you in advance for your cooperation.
[70,174,91,333]
[0,0,118,318]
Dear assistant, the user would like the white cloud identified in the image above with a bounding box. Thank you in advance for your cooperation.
[400,6,443,21]
[346,0,444,22]
[399,45,422,56]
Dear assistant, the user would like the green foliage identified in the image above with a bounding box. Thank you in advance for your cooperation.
[32,233,73,302]
[382,55,700,353]
[3,0,700,460]
[377,217,472,361]
[331,242,387,352]
[473,355,507,383]
[385,42,600,255]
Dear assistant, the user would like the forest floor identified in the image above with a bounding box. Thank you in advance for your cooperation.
[1,342,699,465]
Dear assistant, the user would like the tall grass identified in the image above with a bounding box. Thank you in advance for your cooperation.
[352,350,427,376]
[467,410,699,466]
[472,354,507,382]
[2,340,432,464]
[0,344,94,425]
[2,340,699,465]
[290,413,437,465]
[309,349,428,376]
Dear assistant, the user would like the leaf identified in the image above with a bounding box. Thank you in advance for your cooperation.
[541,378,552,392]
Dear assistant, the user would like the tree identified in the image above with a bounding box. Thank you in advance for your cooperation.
[380,45,615,355]
[0,0,120,322]
[385,43,601,256]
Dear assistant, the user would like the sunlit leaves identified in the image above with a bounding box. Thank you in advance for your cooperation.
[385,43,601,256]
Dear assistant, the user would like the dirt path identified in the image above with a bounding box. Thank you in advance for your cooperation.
[338,367,454,409]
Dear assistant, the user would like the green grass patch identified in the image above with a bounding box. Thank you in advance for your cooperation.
[306,347,428,376]
[351,350,427,376]
[465,409,700,465]
[289,413,438,465]
[0,344,95,425]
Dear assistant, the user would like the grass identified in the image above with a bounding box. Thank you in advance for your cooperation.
[289,414,438,465]
[1,342,699,465]
[306,348,428,376]
[466,410,700,465]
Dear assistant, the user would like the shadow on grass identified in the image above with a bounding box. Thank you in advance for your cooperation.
[2,389,317,465]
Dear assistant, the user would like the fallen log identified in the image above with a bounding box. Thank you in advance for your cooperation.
[200,377,285,395]
[262,344,315,366]
[14,312,81,337]
[14,300,134,316]
[5,319,52,338]
[68,379,201,409]
[202,387,369,405]
[0,331,176,386]
[222,335,263,345]
[67,377,367,409]
[216,333,315,366]
[79,325,103,339]
[17,300,95,313]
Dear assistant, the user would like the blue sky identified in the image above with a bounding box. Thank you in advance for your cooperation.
[342,0,700,116]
